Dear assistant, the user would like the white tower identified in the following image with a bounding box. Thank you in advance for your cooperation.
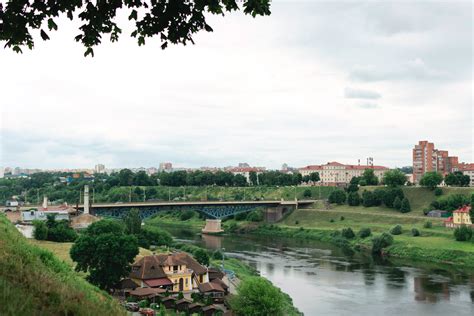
[84,185,90,214]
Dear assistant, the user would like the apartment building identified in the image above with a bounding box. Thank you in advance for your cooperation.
[412,141,460,183]
[460,163,474,187]
[299,161,389,186]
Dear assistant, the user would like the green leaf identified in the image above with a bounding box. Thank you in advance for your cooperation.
[84,47,94,57]
[128,9,138,20]
[47,18,58,31]
[40,29,50,41]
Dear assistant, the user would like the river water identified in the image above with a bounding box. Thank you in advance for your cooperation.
[162,227,474,316]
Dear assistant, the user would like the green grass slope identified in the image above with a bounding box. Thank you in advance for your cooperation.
[0,214,125,316]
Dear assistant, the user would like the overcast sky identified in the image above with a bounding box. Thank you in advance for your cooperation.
[0,0,472,170]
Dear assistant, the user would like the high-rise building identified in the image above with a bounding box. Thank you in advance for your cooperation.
[94,164,106,174]
[159,162,173,172]
[412,141,460,183]
[0,167,4,179]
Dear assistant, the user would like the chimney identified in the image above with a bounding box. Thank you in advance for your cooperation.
[42,196,48,209]
[84,185,90,214]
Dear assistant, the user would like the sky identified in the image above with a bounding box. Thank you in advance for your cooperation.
[0,0,472,170]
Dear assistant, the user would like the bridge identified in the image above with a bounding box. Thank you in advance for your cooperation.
[75,200,316,220]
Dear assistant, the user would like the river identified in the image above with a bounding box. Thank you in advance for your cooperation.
[161,226,474,316]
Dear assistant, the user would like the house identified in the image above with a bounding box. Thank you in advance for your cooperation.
[188,302,204,314]
[130,252,209,292]
[198,280,227,303]
[444,205,472,228]
[160,296,177,309]
[202,304,224,316]
[128,287,166,301]
[175,298,192,312]
[21,208,70,222]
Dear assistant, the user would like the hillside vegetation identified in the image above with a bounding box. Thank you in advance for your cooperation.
[0,214,125,316]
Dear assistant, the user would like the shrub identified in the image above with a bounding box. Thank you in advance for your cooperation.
[411,228,420,237]
[454,225,473,241]
[423,221,432,229]
[180,210,195,221]
[390,225,402,235]
[340,216,345,221]
[194,248,210,266]
[362,190,376,207]
[303,189,312,198]
[295,220,299,225]
[383,187,404,208]
[138,299,149,308]
[399,198,411,213]
[358,228,372,238]
[347,192,361,206]
[212,250,224,260]
[235,212,247,221]
[371,233,394,255]
[434,187,443,196]
[246,211,263,222]
[341,227,355,239]
[329,219,335,223]
[328,190,346,204]
[431,194,470,211]
[33,220,48,240]
[393,196,402,210]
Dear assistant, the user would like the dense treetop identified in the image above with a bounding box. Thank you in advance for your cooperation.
[0,0,271,56]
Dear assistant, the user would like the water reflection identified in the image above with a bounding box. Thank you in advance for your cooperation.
[163,227,474,315]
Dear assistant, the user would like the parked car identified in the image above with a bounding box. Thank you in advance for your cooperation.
[139,308,155,316]
[124,302,139,312]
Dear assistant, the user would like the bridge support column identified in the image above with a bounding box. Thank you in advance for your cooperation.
[264,206,283,223]
[202,219,224,235]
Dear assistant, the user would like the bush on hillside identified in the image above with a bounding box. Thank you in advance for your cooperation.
[423,221,432,229]
[340,216,345,221]
[358,228,372,238]
[328,190,346,204]
[212,250,224,260]
[303,189,312,198]
[371,233,394,255]
[341,227,355,239]
[372,188,385,206]
[399,198,411,213]
[194,248,210,266]
[382,187,404,208]
[411,228,420,237]
[390,225,403,235]
[362,190,376,207]
[434,187,443,196]
[32,220,48,240]
[235,212,247,221]
[454,225,473,241]
[246,210,263,222]
[347,192,361,206]
[430,194,470,211]
[393,196,402,210]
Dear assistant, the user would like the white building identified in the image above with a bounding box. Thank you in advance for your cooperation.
[299,161,389,186]
[228,167,265,183]
[21,209,70,222]
[460,163,474,187]
[0,167,4,178]
[94,164,106,174]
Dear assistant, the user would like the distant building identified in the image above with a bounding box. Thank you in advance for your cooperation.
[147,167,158,175]
[299,161,389,186]
[228,167,265,183]
[21,208,70,222]
[459,163,474,187]
[159,162,173,172]
[412,141,460,183]
[94,164,106,174]
[0,167,4,178]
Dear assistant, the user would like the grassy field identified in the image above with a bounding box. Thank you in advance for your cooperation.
[0,214,126,316]
[360,186,474,215]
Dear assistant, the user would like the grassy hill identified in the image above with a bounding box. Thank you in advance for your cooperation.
[0,214,125,316]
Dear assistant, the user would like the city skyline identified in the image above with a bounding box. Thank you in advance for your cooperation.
[1,1,472,169]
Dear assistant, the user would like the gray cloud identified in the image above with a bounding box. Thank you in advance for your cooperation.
[344,87,381,99]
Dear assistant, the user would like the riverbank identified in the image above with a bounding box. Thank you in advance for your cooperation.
[145,204,474,270]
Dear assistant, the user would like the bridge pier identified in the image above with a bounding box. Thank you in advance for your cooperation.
[264,206,283,223]
[202,219,224,235]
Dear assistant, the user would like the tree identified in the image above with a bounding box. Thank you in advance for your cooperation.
[445,172,470,187]
[249,171,258,186]
[328,190,346,205]
[233,174,247,187]
[371,233,393,255]
[383,169,407,187]
[390,225,402,235]
[393,196,402,210]
[411,228,420,237]
[471,194,474,218]
[341,227,355,239]
[1,1,271,56]
[231,277,286,316]
[358,228,371,238]
[444,173,459,186]
[123,208,142,235]
[347,192,361,206]
[309,172,320,182]
[454,225,473,241]
[118,169,134,186]
[193,248,210,266]
[399,198,411,213]
[70,219,139,290]
[419,172,443,190]
[382,187,404,208]
[32,220,48,240]
[361,169,379,186]
[362,190,376,207]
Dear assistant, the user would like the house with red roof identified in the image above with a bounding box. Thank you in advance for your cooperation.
[444,205,472,228]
